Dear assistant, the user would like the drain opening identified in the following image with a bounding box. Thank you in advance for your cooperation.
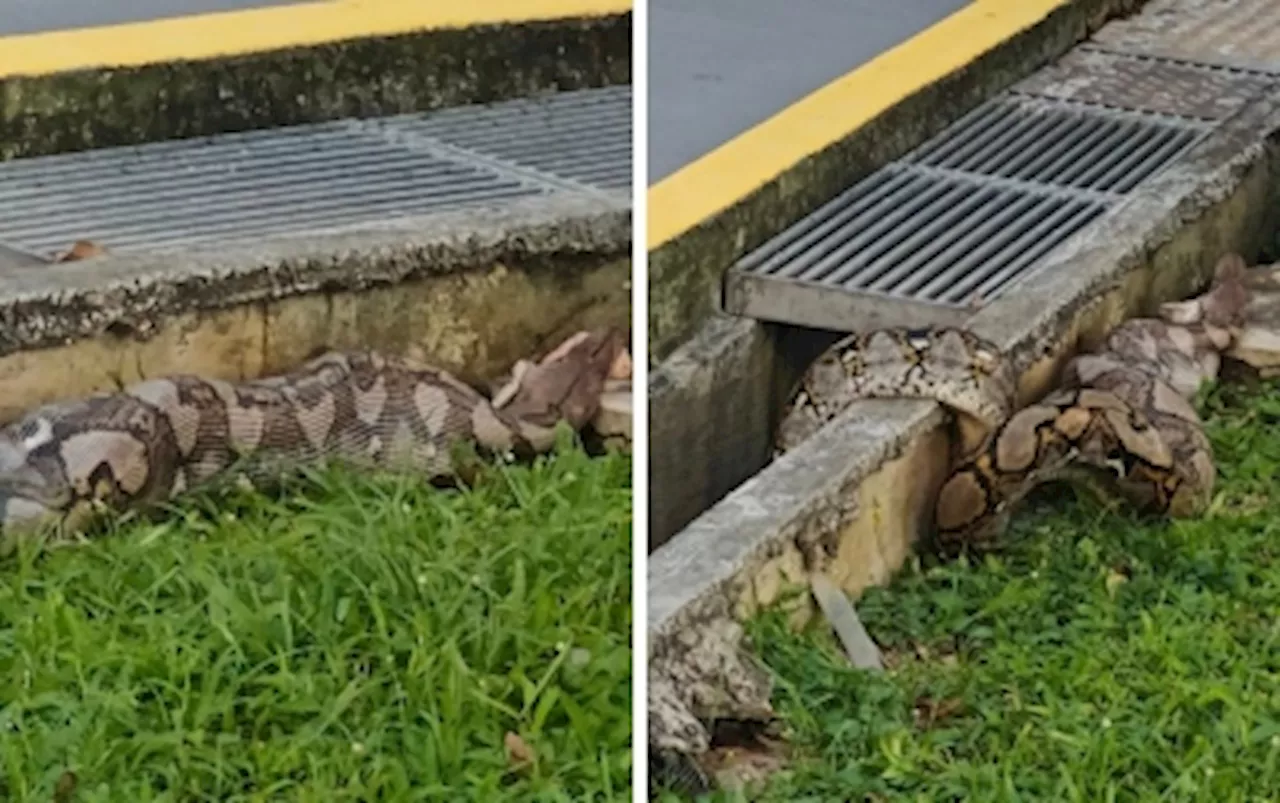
[726,96,1206,331]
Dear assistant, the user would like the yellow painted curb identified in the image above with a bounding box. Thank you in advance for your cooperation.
[646,0,1070,251]
[0,0,632,79]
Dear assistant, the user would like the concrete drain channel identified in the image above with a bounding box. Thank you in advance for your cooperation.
[649,0,1280,794]
[0,86,632,427]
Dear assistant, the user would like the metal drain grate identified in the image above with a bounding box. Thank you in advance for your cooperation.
[0,86,631,254]
[0,241,45,270]
[1091,0,1280,74]
[725,166,1108,330]
[725,96,1205,332]
[1013,48,1277,121]
[907,98,1206,194]
[380,86,633,191]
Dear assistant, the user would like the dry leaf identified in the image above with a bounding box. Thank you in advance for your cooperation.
[608,348,633,380]
[58,240,107,262]
[913,696,965,730]
[504,731,536,770]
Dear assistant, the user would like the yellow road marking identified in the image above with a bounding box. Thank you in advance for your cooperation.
[0,0,631,79]
[647,0,1070,250]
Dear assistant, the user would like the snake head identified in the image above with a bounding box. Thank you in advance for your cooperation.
[495,328,629,430]
[0,416,74,540]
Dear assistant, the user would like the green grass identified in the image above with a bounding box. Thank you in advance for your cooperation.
[704,380,1280,802]
[0,440,632,802]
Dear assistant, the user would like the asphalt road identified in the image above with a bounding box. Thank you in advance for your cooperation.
[648,0,971,183]
[0,0,305,36]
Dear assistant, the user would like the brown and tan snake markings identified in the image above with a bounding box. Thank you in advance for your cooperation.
[0,328,628,547]
[776,253,1280,554]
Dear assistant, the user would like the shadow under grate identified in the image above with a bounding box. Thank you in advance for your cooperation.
[725,96,1207,332]
[0,86,632,255]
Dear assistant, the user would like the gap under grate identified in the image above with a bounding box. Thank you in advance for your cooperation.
[0,86,632,255]
[725,96,1207,332]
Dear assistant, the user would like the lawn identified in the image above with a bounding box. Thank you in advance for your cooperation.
[0,439,632,802]
[695,379,1280,801]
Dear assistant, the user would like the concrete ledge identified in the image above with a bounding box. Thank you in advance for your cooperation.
[648,85,1280,759]
[647,0,1143,362]
[648,316,832,549]
[0,194,631,423]
[646,0,1145,547]
[0,5,631,159]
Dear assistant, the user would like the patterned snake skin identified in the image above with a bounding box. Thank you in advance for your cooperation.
[777,254,1272,552]
[0,328,627,544]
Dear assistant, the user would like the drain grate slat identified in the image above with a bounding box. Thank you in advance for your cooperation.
[726,93,1207,332]
[0,158,534,254]
[0,86,630,253]
[739,170,919,277]
[836,183,1002,290]
[1090,0,1280,74]
[938,199,1106,303]
[865,188,1033,293]
[384,86,633,190]
[16,179,542,253]
[0,155,499,222]
[908,99,1206,193]
[794,176,960,285]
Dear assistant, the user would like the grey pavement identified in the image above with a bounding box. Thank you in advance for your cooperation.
[648,0,971,183]
[0,0,305,36]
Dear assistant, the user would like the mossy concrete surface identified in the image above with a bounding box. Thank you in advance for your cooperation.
[647,0,1148,549]
[0,13,631,160]
[0,195,631,423]
[647,0,1144,364]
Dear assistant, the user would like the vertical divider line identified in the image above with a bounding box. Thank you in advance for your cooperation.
[630,0,649,798]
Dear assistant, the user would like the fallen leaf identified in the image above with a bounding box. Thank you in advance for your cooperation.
[608,348,633,380]
[58,240,107,262]
[913,696,965,730]
[504,731,536,770]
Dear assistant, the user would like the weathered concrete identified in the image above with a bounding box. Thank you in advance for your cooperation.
[647,0,1147,548]
[648,0,1145,364]
[0,13,631,159]
[648,79,1280,766]
[648,316,833,549]
[0,194,631,423]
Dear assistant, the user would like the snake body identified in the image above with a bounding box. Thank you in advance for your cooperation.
[0,328,625,543]
[776,254,1263,552]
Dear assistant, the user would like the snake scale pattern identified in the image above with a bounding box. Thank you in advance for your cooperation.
[777,254,1277,553]
[0,328,627,544]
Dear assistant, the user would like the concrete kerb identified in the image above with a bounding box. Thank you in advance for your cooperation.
[0,12,632,160]
[648,0,1147,550]
[647,90,1280,761]
[0,193,632,423]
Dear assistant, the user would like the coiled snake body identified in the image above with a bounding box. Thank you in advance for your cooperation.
[777,255,1271,552]
[0,329,626,544]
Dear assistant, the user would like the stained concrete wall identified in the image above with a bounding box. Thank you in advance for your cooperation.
[0,196,631,422]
